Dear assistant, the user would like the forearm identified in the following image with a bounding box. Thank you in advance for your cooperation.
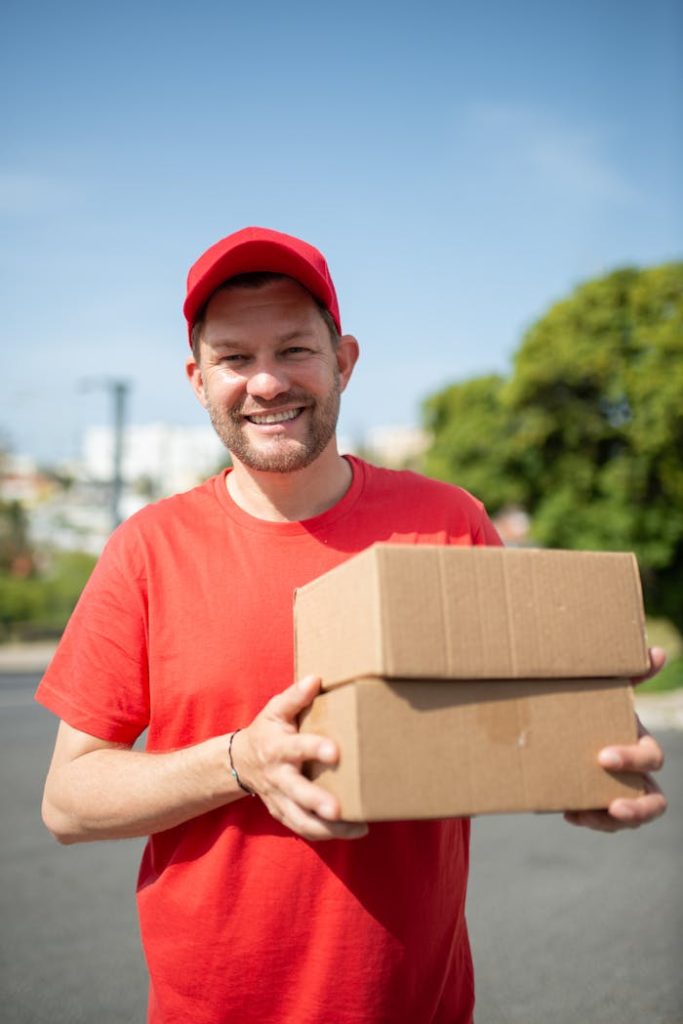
[42,734,244,844]
[42,676,367,846]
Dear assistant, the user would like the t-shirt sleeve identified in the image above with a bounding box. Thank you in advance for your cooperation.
[35,524,150,744]
[473,506,504,547]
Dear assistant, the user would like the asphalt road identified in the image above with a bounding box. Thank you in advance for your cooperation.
[1,672,681,1024]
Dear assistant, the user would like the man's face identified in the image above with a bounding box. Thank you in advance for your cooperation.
[186,278,358,474]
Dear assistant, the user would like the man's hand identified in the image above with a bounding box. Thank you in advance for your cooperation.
[233,675,368,842]
[564,647,668,832]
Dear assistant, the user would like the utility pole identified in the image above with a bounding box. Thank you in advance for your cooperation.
[110,380,128,529]
[80,377,131,532]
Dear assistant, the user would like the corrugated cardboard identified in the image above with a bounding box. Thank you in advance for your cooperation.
[294,545,649,688]
[295,545,649,819]
[301,677,644,820]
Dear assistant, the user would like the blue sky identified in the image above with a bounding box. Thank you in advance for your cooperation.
[2,0,681,464]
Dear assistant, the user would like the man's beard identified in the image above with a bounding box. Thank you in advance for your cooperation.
[206,373,342,474]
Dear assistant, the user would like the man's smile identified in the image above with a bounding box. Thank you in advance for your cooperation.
[244,408,303,425]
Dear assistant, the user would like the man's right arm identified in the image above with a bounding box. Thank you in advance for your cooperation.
[42,675,367,844]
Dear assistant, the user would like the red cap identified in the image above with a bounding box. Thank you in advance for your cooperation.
[183,226,341,343]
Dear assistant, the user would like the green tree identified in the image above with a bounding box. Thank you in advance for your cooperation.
[423,375,525,510]
[423,262,683,629]
[0,499,35,575]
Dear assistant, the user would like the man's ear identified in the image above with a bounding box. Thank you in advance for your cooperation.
[185,354,208,409]
[336,334,360,392]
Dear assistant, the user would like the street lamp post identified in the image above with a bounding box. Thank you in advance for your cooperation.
[80,377,131,532]
[110,381,128,529]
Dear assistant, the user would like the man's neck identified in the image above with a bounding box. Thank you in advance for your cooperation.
[225,448,353,522]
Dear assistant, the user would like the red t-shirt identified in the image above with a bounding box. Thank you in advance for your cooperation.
[37,457,501,1024]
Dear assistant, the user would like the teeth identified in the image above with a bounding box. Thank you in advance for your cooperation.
[248,409,299,425]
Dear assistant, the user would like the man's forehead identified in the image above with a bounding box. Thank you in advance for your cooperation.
[207,276,318,310]
[202,279,325,338]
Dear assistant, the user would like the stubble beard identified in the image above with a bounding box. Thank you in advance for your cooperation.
[206,371,342,474]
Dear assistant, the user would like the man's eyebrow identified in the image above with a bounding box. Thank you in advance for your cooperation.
[209,328,317,349]
[206,338,243,351]
[276,328,317,343]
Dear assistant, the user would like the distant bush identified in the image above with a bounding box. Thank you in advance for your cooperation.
[0,550,97,641]
[42,551,98,620]
[0,575,47,632]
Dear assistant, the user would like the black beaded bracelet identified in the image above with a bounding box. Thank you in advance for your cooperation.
[228,729,255,796]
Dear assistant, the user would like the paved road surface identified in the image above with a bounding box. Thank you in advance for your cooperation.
[2,672,681,1023]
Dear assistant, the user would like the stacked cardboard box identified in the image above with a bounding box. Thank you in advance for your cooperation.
[296,545,649,821]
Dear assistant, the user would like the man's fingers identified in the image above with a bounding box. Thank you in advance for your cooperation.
[275,764,343,821]
[563,809,620,832]
[609,772,667,820]
[254,757,337,817]
[564,774,667,832]
[244,730,338,777]
[275,795,368,841]
[273,731,338,767]
[242,677,366,841]
[632,646,666,685]
[566,688,668,834]
[607,788,668,826]
[233,725,337,800]
[263,774,368,840]
[598,732,665,773]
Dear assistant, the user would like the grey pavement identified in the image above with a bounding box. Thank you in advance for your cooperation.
[1,669,681,1023]
[0,642,60,673]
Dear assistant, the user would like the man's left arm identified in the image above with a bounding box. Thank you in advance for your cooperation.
[564,647,668,833]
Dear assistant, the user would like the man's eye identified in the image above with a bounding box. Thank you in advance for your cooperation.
[283,346,310,356]
[221,354,249,364]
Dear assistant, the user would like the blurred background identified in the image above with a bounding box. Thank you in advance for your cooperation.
[1,0,681,669]
[1,1,682,1020]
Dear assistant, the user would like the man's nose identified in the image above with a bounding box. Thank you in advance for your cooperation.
[246,360,290,401]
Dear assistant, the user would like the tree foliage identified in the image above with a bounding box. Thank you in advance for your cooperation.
[0,499,34,575]
[423,262,683,628]
[423,375,526,511]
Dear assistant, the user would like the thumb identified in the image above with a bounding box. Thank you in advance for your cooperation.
[632,646,667,686]
[266,675,322,723]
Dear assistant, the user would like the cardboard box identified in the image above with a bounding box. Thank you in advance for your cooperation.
[302,677,643,820]
[296,545,649,819]
[294,545,649,688]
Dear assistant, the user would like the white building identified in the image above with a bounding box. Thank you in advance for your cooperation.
[365,425,429,468]
[83,423,227,497]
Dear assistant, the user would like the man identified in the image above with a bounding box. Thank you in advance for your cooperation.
[37,227,667,1024]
